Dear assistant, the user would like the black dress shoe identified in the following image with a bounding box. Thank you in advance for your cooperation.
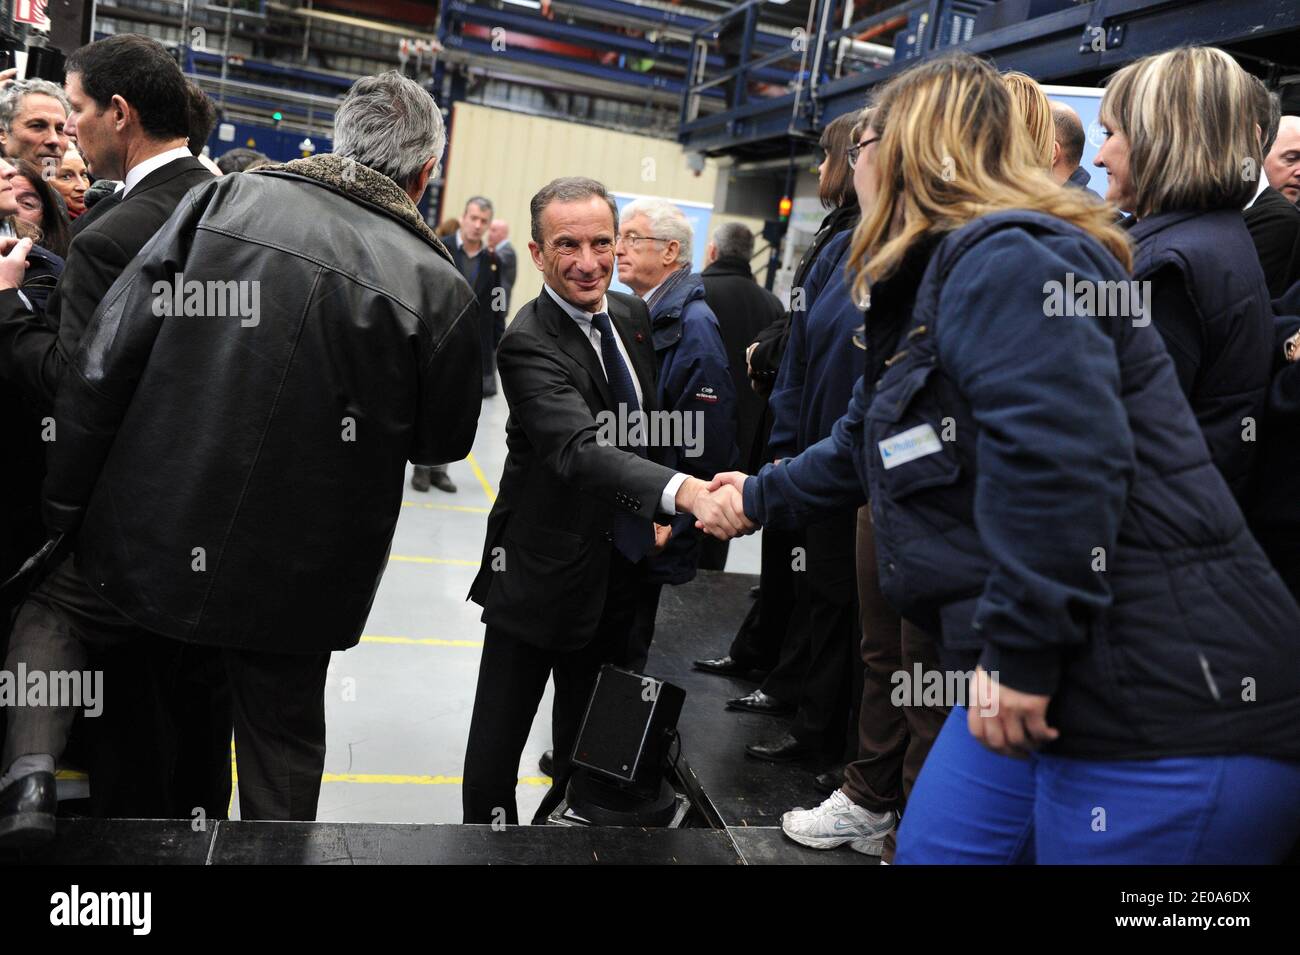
[430,469,457,494]
[538,750,554,778]
[410,466,431,492]
[693,654,750,676]
[814,764,846,795]
[746,732,817,763]
[0,771,56,848]
[725,688,794,716]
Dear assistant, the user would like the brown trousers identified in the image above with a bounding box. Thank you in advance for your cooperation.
[842,507,949,860]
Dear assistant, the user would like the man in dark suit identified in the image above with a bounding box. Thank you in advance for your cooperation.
[463,176,745,825]
[1246,82,1300,297]
[699,222,782,570]
[0,37,215,411]
[489,218,517,321]
[451,195,505,398]
[412,195,504,494]
[0,35,219,843]
[1049,101,1103,202]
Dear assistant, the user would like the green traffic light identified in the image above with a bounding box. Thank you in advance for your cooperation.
[272,111,283,122]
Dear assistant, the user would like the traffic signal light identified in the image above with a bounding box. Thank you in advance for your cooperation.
[272,111,283,126]
[778,196,792,222]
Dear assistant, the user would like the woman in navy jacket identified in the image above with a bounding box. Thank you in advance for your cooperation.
[1094,48,1273,504]
[702,52,1300,863]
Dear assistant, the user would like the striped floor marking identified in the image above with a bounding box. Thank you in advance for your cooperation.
[400,500,491,514]
[359,635,483,648]
[388,554,480,567]
[465,451,498,505]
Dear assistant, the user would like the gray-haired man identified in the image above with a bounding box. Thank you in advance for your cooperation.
[0,78,69,166]
[0,69,481,842]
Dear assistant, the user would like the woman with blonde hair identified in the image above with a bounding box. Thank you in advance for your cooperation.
[1001,70,1054,167]
[702,52,1300,863]
[1094,46,1271,503]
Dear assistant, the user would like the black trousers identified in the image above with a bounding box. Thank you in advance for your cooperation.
[463,552,638,825]
[760,513,859,754]
[2,556,176,818]
[3,555,329,821]
[221,646,330,821]
[727,525,800,673]
[696,536,730,571]
[620,577,664,675]
[160,643,328,822]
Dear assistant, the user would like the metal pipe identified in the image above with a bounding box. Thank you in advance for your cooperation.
[786,0,820,135]
[807,0,835,113]
[301,0,311,65]
[218,0,233,109]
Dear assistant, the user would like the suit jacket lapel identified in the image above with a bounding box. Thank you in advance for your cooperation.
[542,291,614,408]
[608,295,657,413]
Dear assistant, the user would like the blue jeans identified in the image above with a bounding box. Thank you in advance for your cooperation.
[896,707,1300,864]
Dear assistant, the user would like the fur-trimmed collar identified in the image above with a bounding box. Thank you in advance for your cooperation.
[252,154,452,264]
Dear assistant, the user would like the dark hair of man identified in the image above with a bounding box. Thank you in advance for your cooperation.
[1248,73,1281,156]
[185,81,217,157]
[215,147,269,175]
[15,159,71,258]
[529,177,618,245]
[65,34,190,141]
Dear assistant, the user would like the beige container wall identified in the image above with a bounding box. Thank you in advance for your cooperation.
[439,102,769,322]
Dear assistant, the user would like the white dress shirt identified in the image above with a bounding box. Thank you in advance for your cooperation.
[120,146,194,197]
[542,284,688,514]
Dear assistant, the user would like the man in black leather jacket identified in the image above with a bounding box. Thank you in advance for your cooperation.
[0,70,480,842]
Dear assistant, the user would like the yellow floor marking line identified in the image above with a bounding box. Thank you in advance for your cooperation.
[401,500,491,514]
[360,635,484,648]
[388,554,480,567]
[319,773,548,786]
[465,451,498,505]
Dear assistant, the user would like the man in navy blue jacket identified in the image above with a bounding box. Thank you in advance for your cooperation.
[615,197,737,671]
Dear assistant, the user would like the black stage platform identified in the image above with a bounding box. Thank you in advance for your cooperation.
[5,571,874,865]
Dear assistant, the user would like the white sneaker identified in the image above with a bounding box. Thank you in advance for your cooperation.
[780,790,895,856]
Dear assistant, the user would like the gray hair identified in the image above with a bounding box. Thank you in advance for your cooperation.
[529,176,618,244]
[333,71,444,192]
[465,195,493,215]
[712,221,754,261]
[0,79,70,133]
[621,196,692,264]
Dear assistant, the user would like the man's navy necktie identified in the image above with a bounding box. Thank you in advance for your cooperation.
[590,311,653,562]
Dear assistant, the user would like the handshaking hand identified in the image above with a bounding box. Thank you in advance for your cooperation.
[673,474,759,541]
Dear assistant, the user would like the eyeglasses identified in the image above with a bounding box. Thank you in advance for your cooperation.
[615,232,671,249]
[847,135,880,169]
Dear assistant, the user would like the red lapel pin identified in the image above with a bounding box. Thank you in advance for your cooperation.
[635,332,645,343]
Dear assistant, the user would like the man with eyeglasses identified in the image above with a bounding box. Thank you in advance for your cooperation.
[463,176,749,825]
[613,197,736,673]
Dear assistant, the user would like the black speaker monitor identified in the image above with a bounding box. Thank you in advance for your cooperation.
[571,665,685,797]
